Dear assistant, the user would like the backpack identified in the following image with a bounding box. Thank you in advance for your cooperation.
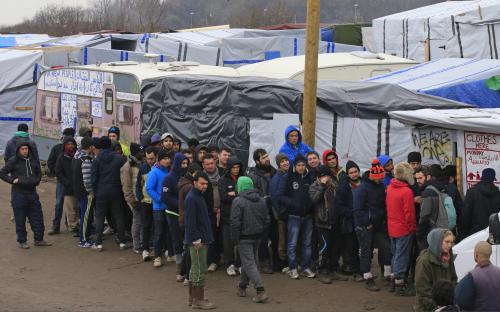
[427,185,457,230]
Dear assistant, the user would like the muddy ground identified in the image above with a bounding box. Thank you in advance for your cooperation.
[0,178,414,312]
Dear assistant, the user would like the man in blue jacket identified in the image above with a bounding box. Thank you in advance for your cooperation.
[378,154,394,188]
[278,125,313,165]
[146,149,172,268]
[184,171,216,309]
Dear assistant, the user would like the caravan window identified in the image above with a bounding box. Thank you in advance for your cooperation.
[114,73,140,94]
[117,103,133,126]
[77,97,91,119]
[41,93,60,123]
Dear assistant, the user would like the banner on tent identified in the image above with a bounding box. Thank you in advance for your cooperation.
[464,131,500,189]
[41,69,108,98]
[411,127,455,166]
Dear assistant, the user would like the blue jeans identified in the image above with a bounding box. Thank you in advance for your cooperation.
[12,191,45,243]
[287,215,313,270]
[51,181,65,229]
[390,234,414,280]
[153,210,171,258]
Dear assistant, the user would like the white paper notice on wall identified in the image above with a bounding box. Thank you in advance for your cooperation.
[60,93,77,132]
[91,100,102,118]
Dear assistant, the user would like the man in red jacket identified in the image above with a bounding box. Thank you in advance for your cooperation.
[386,162,416,296]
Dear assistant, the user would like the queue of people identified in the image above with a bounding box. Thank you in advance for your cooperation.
[1,123,500,311]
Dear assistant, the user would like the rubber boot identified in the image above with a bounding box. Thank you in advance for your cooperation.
[192,286,216,310]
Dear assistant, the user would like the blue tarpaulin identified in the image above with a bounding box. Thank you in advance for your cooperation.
[0,37,16,48]
[423,79,500,108]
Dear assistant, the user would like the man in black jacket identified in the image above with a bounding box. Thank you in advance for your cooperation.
[462,168,500,237]
[55,137,79,236]
[4,123,40,163]
[47,127,75,235]
[0,142,51,249]
[91,136,127,251]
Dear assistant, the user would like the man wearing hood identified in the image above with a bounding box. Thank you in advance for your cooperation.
[336,160,362,281]
[353,159,392,291]
[48,127,75,235]
[386,162,417,296]
[323,149,346,182]
[4,123,39,163]
[462,168,500,238]
[108,126,130,157]
[55,136,79,237]
[72,137,96,248]
[232,177,270,303]
[121,143,144,253]
[91,136,128,251]
[191,144,207,172]
[278,154,315,279]
[415,228,457,312]
[278,125,313,164]
[146,149,173,267]
[247,149,277,274]
[378,154,394,188]
[219,156,243,276]
[0,141,51,249]
[162,152,189,281]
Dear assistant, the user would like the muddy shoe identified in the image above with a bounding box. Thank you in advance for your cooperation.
[394,283,415,297]
[47,228,60,235]
[331,272,349,281]
[153,257,162,268]
[237,286,247,297]
[34,240,52,247]
[17,242,30,249]
[253,291,269,303]
[192,286,216,310]
[365,278,380,292]
[319,273,332,284]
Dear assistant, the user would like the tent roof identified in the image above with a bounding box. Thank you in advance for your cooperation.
[389,108,500,134]
[0,49,42,91]
[238,52,417,79]
[423,79,500,108]
[366,58,500,91]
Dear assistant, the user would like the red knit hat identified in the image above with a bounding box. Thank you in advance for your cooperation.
[369,158,385,180]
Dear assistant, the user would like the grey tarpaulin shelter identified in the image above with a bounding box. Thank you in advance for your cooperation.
[140,75,470,168]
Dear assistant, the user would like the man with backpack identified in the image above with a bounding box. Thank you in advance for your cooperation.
[417,165,457,251]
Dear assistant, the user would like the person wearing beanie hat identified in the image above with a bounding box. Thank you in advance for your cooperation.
[231,175,270,303]
[462,168,500,238]
[4,123,40,164]
[353,158,392,291]
[218,156,244,276]
[336,159,363,281]
[386,162,417,296]
[78,127,92,138]
[72,136,96,247]
[90,135,128,251]
[278,151,315,279]
[278,125,313,164]
[150,133,162,148]
[108,126,130,156]
[322,149,346,182]
[63,127,76,137]
[407,152,422,173]
[161,132,174,153]
[120,142,145,253]
[310,164,348,284]
[378,154,394,188]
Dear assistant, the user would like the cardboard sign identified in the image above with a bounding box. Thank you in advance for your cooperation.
[464,131,500,189]
[412,127,455,166]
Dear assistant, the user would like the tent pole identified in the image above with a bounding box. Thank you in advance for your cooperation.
[302,0,321,148]
[456,156,464,197]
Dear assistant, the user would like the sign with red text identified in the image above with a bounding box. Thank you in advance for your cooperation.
[464,131,500,189]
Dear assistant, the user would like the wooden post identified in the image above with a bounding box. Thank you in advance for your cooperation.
[302,0,321,148]
[456,157,464,197]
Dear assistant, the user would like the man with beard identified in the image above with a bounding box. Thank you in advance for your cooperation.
[322,149,346,182]
[161,133,175,153]
[378,154,394,188]
[203,155,222,272]
[247,149,277,274]
[191,144,207,172]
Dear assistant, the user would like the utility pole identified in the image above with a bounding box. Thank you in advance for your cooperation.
[302,0,321,148]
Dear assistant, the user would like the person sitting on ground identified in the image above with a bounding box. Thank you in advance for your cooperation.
[455,241,500,311]
[432,280,460,312]
[278,125,313,164]
[415,228,457,312]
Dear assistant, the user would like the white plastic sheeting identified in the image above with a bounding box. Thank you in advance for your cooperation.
[0,50,42,91]
[366,58,500,91]
[372,0,500,61]
[84,47,175,65]
[147,38,221,65]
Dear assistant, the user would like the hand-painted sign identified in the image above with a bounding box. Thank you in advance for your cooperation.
[60,93,77,132]
[412,127,455,166]
[464,131,500,189]
[41,69,104,98]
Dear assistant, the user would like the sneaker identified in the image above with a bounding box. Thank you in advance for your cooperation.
[102,226,114,235]
[17,242,30,249]
[352,273,364,282]
[153,257,162,268]
[237,266,242,275]
[208,263,218,272]
[176,274,185,282]
[142,250,151,262]
[34,240,52,247]
[183,278,190,286]
[282,266,290,274]
[288,268,299,279]
[331,271,349,281]
[301,268,316,278]
[365,278,380,292]
[133,249,142,254]
[119,243,131,250]
[166,256,176,263]
[92,244,103,252]
[47,228,60,235]
[226,264,237,276]
[78,241,93,248]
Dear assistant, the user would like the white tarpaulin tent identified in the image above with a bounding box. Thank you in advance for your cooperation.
[366,58,500,91]
[373,0,500,62]
[0,49,42,154]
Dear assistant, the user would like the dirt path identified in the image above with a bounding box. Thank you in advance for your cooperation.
[0,179,414,312]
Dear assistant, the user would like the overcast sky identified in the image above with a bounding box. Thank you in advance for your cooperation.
[0,0,92,26]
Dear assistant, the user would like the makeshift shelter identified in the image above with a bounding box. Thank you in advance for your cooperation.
[140,75,469,169]
[372,0,500,62]
[366,58,500,91]
[0,49,42,154]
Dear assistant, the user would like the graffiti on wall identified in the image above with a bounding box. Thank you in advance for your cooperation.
[412,127,455,166]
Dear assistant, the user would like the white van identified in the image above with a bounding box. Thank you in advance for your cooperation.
[453,213,500,280]
[238,51,418,81]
